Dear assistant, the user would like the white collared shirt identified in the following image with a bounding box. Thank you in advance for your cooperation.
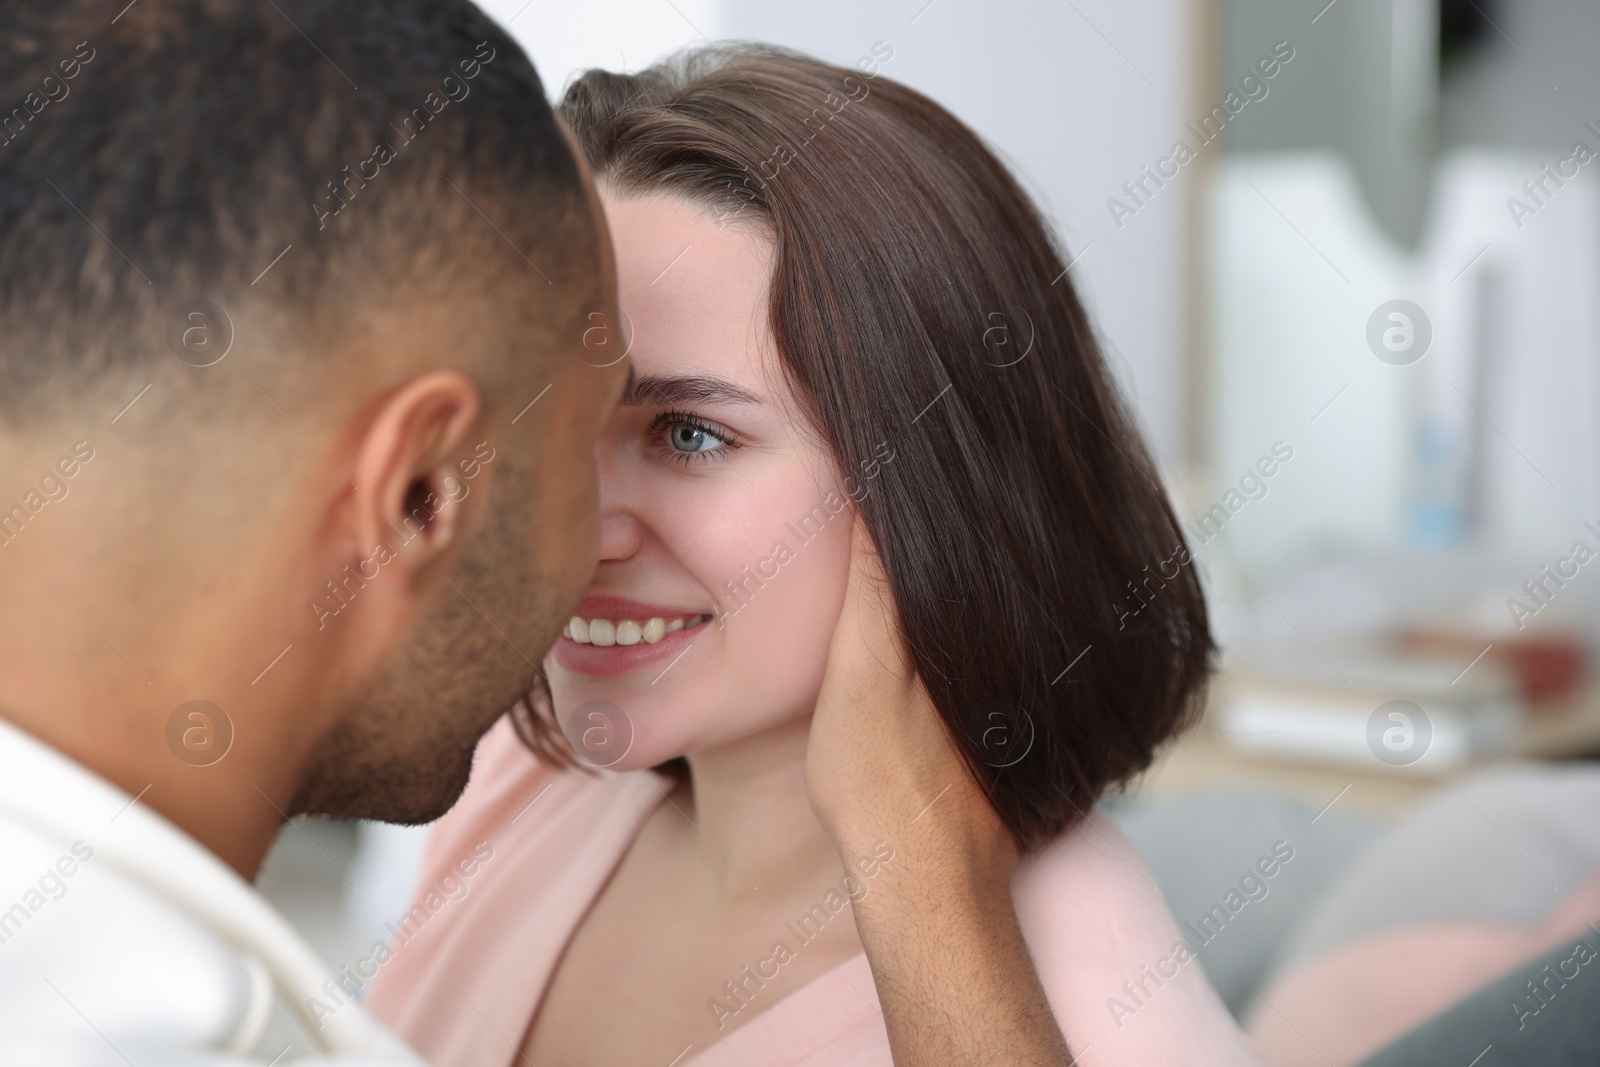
[0,715,425,1066]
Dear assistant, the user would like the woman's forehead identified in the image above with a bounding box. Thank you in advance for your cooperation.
[603,190,778,393]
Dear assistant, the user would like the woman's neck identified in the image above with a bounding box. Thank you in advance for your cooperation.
[680,713,842,902]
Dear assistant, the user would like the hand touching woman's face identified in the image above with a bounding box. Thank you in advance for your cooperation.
[547,191,858,768]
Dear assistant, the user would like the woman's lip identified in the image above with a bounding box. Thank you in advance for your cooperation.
[551,614,712,678]
[573,594,709,620]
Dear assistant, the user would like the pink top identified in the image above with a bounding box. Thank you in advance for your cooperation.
[365,717,1260,1066]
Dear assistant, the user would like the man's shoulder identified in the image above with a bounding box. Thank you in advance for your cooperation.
[0,803,263,1055]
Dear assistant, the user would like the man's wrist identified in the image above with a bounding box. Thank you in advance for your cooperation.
[826,772,1019,891]
[846,831,1009,927]
[840,816,1073,1067]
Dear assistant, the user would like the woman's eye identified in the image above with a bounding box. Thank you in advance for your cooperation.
[668,422,724,453]
[654,414,739,463]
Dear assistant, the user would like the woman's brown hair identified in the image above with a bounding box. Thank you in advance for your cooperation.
[527,43,1213,851]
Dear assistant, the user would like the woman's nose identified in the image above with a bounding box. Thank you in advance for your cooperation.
[596,511,644,564]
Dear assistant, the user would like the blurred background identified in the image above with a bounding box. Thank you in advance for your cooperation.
[259,0,1600,1053]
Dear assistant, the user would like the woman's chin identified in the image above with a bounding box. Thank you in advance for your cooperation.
[588,733,694,775]
[548,673,820,775]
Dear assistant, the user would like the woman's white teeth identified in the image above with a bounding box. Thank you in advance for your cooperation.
[565,614,708,645]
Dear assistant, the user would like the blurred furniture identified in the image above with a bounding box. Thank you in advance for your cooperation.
[1134,669,1600,818]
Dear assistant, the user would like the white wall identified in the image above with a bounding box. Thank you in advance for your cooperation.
[485,0,1199,470]
[477,0,722,94]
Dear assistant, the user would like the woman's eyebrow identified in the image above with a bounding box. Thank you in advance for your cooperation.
[621,374,764,407]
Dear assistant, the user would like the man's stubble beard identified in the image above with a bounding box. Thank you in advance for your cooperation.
[291,457,571,824]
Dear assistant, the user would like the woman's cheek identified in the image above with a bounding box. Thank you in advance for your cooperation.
[719,493,854,714]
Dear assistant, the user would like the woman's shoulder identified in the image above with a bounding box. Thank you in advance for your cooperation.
[1013,808,1262,1066]
[1013,807,1178,945]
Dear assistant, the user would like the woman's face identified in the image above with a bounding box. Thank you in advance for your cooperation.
[547,190,856,769]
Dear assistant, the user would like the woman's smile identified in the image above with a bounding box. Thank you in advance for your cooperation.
[552,593,715,676]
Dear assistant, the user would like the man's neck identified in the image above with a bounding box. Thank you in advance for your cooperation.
[0,705,291,880]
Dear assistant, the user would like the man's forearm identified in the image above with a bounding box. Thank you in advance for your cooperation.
[810,525,1073,1064]
[842,830,1073,1066]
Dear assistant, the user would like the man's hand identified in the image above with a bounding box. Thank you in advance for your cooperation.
[804,518,1008,857]
[806,519,1074,1066]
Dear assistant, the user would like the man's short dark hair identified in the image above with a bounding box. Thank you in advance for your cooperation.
[0,0,591,421]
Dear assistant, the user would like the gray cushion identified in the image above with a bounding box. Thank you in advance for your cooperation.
[1106,790,1379,1015]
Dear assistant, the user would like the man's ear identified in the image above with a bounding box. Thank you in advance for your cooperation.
[351,371,484,573]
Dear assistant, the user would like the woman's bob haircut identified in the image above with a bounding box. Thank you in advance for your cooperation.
[518,42,1214,851]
